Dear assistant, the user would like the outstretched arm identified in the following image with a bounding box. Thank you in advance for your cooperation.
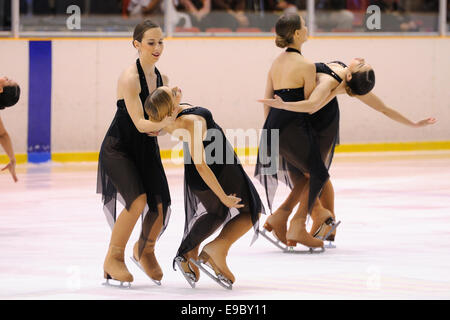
[184,120,244,209]
[0,116,18,182]
[357,92,437,127]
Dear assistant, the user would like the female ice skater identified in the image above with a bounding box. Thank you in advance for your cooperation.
[0,76,20,183]
[97,20,173,287]
[255,13,338,251]
[259,57,436,242]
[144,85,265,289]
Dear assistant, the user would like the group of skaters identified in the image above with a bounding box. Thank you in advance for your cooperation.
[97,15,435,290]
[0,13,435,291]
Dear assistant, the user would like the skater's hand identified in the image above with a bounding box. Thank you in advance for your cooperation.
[413,117,436,127]
[161,108,180,128]
[257,95,285,109]
[221,194,244,209]
[2,159,18,182]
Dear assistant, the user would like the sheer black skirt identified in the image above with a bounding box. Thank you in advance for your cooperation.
[255,98,340,213]
[97,108,171,257]
[176,126,265,258]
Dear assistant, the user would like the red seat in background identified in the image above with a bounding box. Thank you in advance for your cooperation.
[175,27,201,33]
[205,28,233,33]
[236,27,262,33]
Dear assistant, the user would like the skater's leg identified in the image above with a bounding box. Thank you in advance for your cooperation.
[264,173,307,244]
[104,193,147,283]
[313,180,337,240]
[200,211,257,284]
[175,187,233,282]
[309,190,335,238]
[286,184,325,248]
[132,202,164,282]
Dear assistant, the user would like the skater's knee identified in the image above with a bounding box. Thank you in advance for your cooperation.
[130,194,147,213]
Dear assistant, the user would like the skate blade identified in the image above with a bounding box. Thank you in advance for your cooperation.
[316,220,341,242]
[130,256,162,286]
[102,278,131,289]
[324,241,336,249]
[284,245,325,254]
[260,228,289,252]
[189,258,232,290]
[174,257,196,289]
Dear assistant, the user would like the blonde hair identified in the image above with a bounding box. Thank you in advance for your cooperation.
[144,87,174,122]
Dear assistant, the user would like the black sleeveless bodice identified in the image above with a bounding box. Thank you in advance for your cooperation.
[310,61,346,132]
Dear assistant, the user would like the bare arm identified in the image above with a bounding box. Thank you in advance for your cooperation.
[199,0,211,14]
[0,116,18,182]
[357,92,437,127]
[121,74,171,133]
[144,74,171,137]
[263,71,274,120]
[184,119,243,208]
[303,62,316,100]
[258,80,334,114]
[179,0,198,12]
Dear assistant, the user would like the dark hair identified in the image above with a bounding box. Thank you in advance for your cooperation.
[132,20,160,47]
[275,14,301,48]
[346,69,376,96]
[144,87,174,122]
[0,84,21,109]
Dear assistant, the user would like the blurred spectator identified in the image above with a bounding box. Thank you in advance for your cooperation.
[367,0,419,32]
[128,0,164,26]
[128,0,162,16]
[205,0,249,30]
[276,0,298,15]
[346,0,369,11]
[244,0,280,31]
[316,0,355,31]
[174,0,211,29]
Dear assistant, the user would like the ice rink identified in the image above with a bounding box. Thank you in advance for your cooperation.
[1,151,450,300]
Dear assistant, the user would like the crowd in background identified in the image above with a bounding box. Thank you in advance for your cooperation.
[0,0,447,32]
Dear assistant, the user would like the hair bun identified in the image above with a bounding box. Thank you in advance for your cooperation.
[275,35,288,48]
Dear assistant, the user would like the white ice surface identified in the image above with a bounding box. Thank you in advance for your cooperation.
[1,152,449,300]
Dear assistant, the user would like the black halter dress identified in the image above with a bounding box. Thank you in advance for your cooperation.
[255,48,336,215]
[97,59,171,257]
[175,105,265,259]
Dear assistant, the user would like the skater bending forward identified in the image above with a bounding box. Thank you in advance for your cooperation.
[145,85,265,289]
